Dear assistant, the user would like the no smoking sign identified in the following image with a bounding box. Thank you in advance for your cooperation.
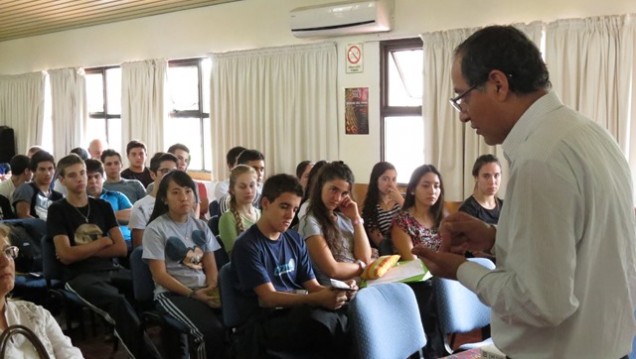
[346,43,364,73]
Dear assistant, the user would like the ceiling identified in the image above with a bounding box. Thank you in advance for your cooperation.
[0,0,240,43]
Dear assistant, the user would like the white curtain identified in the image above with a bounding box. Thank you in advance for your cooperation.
[421,22,543,201]
[0,72,46,154]
[210,42,338,180]
[545,15,636,200]
[121,59,167,158]
[48,68,87,160]
[421,27,479,201]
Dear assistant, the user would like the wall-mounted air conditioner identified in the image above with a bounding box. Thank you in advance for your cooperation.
[289,0,394,38]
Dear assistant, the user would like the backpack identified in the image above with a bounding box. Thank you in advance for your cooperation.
[5,221,44,273]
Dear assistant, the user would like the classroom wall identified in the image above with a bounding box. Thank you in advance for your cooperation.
[1,0,635,182]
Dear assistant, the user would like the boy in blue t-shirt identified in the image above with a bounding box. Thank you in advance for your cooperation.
[232,174,354,358]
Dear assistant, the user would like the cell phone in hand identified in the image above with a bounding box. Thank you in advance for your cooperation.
[330,278,355,291]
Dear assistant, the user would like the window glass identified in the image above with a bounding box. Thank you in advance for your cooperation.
[86,73,104,114]
[106,68,121,114]
[384,116,424,183]
[387,49,423,107]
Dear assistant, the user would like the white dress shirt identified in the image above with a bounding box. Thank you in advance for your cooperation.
[2,299,83,358]
[457,91,636,358]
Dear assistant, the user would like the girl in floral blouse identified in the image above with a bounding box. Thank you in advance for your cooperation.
[391,164,445,260]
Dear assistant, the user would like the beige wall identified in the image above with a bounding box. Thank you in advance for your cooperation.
[1,0,635,181]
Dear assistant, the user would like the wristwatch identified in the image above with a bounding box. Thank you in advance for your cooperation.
[352,217,364,226]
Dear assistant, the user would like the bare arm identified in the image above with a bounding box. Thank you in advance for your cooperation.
[306,234,362,280]
[132,229,144,248]
[114,208,131,224]
[253,280,347,310]
[93,226,128,258]
[53,234,113,265]
[15,201,33,219]
[391,225,415,261]
[148,259,193,296]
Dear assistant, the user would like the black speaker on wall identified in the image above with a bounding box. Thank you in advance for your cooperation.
[0,126,16,163]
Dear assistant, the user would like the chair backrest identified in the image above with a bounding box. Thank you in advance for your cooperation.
[349,283,426,359]
[208,215,220,236]
[130,246,155,303]
[435,257,495,335]
[218,262,258,329]
[209,200,221,218]
[214,236,229,270]
[41,236,68,283]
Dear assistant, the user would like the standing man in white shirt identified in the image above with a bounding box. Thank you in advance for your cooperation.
[414,25,636,359]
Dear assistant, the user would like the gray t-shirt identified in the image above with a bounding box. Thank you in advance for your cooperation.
[297,211,355,284]
[142,214,220,297]
[103,179,146,204]
[12,183,61,220]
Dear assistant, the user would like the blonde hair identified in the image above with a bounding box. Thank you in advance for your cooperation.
[229,165,257,235]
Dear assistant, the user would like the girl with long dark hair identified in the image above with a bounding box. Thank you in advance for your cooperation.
[298,161,372,284]
[361,161,403,254]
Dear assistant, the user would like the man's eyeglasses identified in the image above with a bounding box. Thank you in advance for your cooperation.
[1,246,19,260]
[449,84,478,112]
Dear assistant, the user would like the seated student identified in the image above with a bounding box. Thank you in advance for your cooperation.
[147,144,205,219]
[54,147,89,196]
[0,224,83,358]
[121,140,153,188]
[292,160,328,229]
[143,171,224,359]
[12,150,62,220]
[297,161,372,285]
[0,194,14,220]
[361,161,403,255]
[129,152,178,248]
[213,145,246,201]
[47,154,158,358]
[458,154,503,224]
[218,165,260,254]
[26,146,43,158]
[390,164,446,357]
[88,138,107,160]
[218,149,265,213]
[232,174,354,358]
[0,155,32,200]
[101,149,147,204]
[295,160,313,195]
[85,159,133,248]
[391,164,444,258]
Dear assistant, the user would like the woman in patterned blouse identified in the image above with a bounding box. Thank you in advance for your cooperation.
[391,164,445,260]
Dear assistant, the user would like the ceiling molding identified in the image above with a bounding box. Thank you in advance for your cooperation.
[0,0,239,42]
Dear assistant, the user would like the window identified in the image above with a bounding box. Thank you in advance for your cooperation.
[380,38,423,183]
[85,67,122,152]
[166,58,211,171]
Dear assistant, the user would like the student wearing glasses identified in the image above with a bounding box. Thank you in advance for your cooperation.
[0,224,83,358]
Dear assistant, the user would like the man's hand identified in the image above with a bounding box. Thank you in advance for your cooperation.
[439,212,496,254]
[412,245,467,280]
[313,287,348,310]
[345,279,358,301]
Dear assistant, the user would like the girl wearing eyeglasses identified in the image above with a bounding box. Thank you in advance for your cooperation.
[0,224,83,358]
[142,171,225,359]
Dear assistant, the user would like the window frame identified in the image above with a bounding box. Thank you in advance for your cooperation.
[167,58,210,172]
[84,66,121,142]
[380,37,424,164]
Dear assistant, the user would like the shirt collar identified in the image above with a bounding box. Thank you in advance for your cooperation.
[501,91,564,162]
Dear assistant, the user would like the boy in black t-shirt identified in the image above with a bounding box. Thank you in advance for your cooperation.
[47,154,158,359]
